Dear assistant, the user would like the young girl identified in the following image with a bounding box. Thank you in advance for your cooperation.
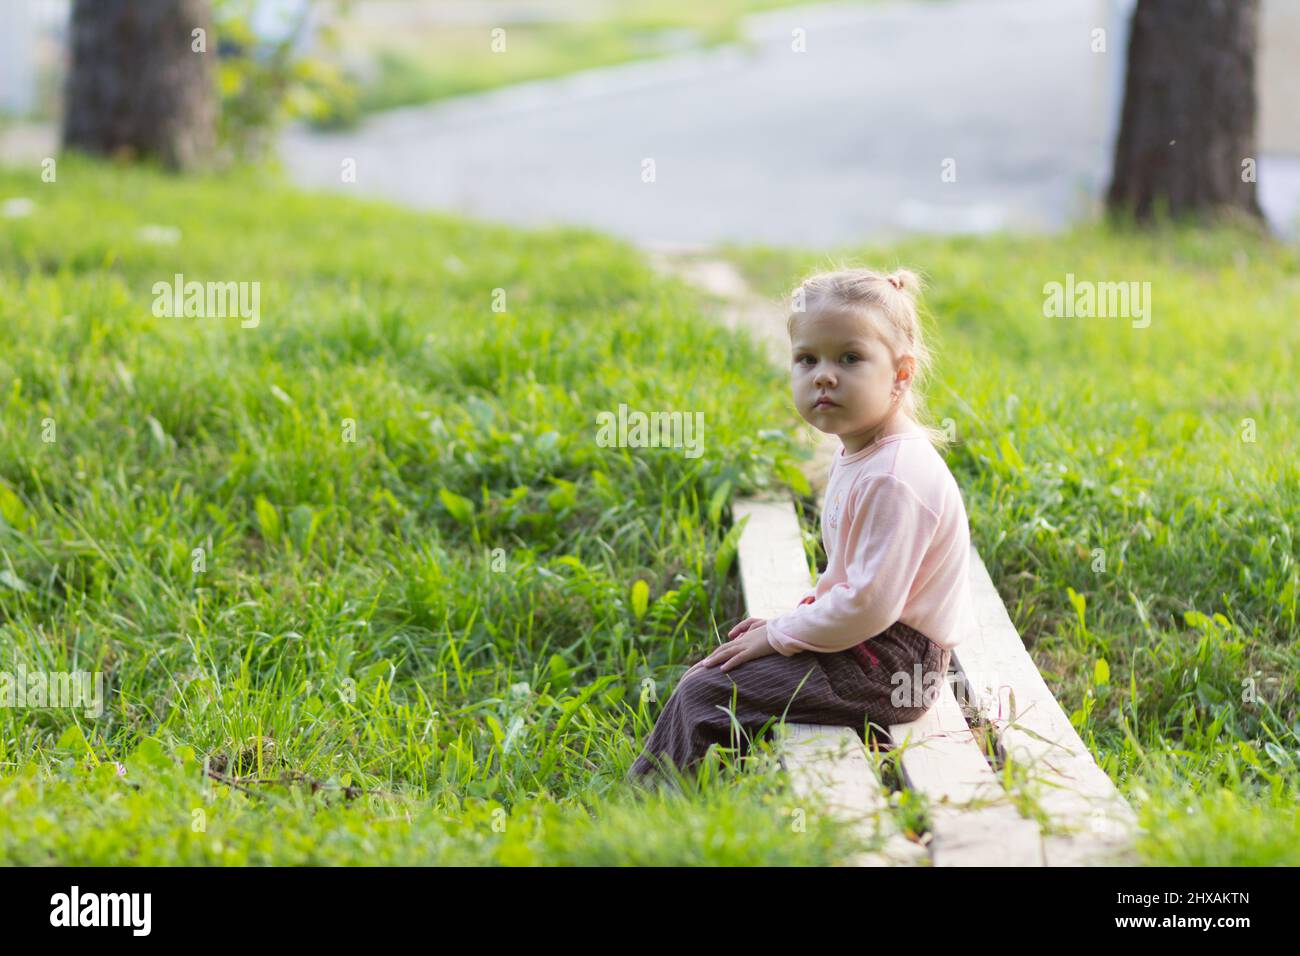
[627,267,973,788]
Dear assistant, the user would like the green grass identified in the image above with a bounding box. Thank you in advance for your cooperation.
[723,228,1300,863]
[0,157,862,864]
[10,2,830,130]
[2,156,1298,865]
[322,0,823,124]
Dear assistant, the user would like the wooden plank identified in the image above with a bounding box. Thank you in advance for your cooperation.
[776,722,927,867]
[889,679,1045,866]
[953,545,1140,865]
[732,497,815,620]
[735,495,922,865]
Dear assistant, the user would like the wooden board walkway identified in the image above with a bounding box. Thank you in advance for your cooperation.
[733,497,925,865]
[733,492,1141,867]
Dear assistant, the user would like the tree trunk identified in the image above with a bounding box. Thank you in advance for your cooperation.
[62,0,217,171]
[1106,0,1263,225]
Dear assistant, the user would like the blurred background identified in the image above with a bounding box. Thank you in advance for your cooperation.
[3,0,1298,247]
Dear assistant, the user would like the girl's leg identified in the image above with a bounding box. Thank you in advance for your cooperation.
[625,650,872,787]
[837,621,951,726]
[625,621,949,788]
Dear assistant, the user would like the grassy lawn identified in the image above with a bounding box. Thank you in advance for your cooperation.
[323,0,824,124]
[1,158,1297,865]
[724,230,1300,864]
[0,158,864,864]
[8,2,837,130]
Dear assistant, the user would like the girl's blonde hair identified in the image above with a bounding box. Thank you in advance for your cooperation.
[786,266,951,454]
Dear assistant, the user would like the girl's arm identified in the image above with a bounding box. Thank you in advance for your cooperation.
[765,474,939,655]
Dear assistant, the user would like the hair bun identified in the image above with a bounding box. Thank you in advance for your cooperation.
[889,270,920,293]
[888,269,921,294]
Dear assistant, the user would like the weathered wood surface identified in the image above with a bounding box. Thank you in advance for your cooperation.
[735,494,1141,866]
[735,496,922,865]
[889,679,1045,866]
[952,547,1141,866]
[777,722,928,867]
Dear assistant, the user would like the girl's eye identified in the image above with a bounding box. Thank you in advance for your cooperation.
[795,353,859,366]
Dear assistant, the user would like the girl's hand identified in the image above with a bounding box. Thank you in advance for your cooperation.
[700,624,776,673]
[727,616,766,641]
[727,593,811,641]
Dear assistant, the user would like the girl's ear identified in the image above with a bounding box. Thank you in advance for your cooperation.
[896,354,917,386]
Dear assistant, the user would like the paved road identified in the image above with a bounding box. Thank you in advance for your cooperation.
[279,0,1133,248]
[4,0,1295,245]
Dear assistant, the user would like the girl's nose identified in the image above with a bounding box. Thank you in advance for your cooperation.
[814,364,836,387]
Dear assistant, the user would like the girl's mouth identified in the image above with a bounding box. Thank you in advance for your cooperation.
[814,397,838,409]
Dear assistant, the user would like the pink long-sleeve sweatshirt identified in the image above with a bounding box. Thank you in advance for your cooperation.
[765,423,974,655]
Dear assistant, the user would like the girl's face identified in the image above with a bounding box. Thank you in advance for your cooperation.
[790,307,914,451]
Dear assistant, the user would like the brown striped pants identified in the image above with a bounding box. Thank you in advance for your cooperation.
[626,621,950,787]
